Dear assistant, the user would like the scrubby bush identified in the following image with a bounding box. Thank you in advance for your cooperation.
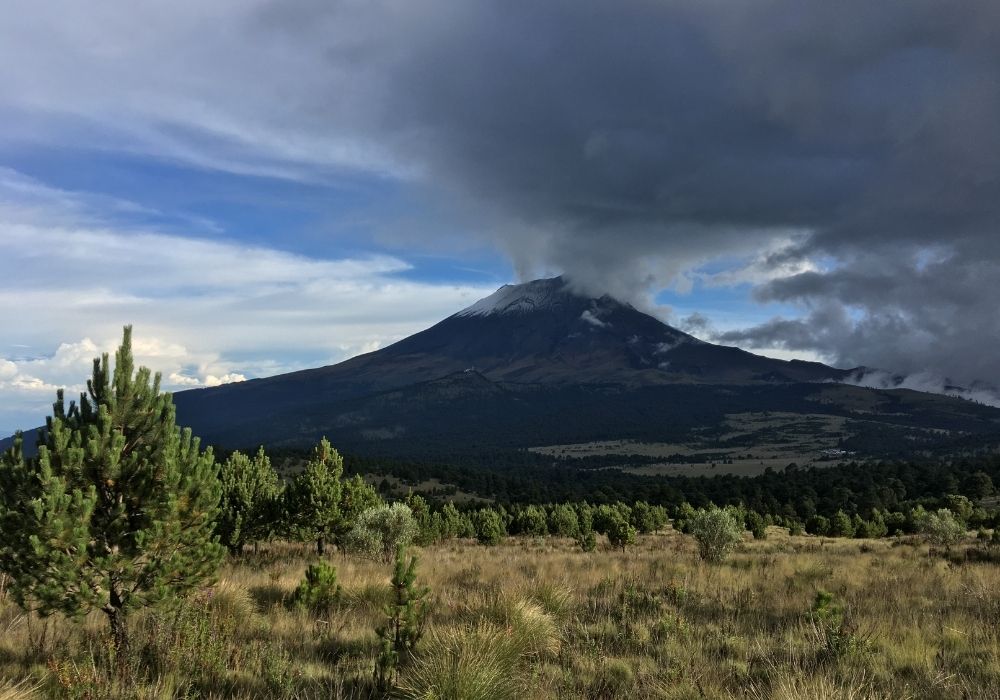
[405,493,442,546]
[346,503,419,562]
[337,474,383,543]
[593,503,632,535]
[920,508,966,548]
[576,503,595,536]
[689,507,743,563]
[806,514,830,536]
[673,502,697,534]
[944,495,973,524]
[439,502,468,539]
[630,501,657,534]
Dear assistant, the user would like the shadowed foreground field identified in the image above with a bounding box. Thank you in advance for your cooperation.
[2,529,999,699]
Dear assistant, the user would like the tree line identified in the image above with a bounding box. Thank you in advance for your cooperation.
[335,449,1000,529]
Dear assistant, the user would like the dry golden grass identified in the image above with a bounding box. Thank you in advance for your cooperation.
[1,529,999,698]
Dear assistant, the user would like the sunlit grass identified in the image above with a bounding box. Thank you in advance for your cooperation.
[1,529,999,698]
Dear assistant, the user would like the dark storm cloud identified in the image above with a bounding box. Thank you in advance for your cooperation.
[267,0,999,383]
[6,0,998,384]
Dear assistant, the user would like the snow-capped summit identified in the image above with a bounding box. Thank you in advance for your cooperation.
[455,276,576,317]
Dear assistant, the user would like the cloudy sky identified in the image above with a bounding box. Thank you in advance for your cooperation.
[2,0,999,434]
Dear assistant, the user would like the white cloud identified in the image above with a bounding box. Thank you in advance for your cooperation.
[0,169,497,435]
[168,372,202,387]
[579,310,609,328]
[204,374,246,388]
[843,369,1000,408]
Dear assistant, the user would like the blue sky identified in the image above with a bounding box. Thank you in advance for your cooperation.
[2,0,998,435]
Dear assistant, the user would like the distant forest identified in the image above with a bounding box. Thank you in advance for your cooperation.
[255,445,1000,529]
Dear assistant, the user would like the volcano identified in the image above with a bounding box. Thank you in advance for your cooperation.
[6,278,1000,461]
[158,277,998,458]
[169,277,850,440]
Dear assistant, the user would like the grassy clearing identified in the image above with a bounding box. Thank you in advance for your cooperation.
[1,529,999,698]
[529,412,852,476]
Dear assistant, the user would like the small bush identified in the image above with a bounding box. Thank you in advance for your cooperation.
[594,658,635,696]
[292,561,341,613]
[375,547,431,689]
[808,591,867,661]
[689,507,743,563]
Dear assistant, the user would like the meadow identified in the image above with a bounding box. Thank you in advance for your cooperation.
[1,528,999,700]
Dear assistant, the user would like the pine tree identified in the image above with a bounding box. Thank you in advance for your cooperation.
[287,438,344,555]
[374,546,431,690]
[439,502,465,539]
[605,513,637,552]
[747,510,767,540]
[0,327,224,654]
[630,501,656,534]
[830,510,855,538]
[404,492,438,545]
[472,508,505,545]
[548,503,580,538]
[335,474,383,544]
[514,505,548,537]
[217,446,282,554]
